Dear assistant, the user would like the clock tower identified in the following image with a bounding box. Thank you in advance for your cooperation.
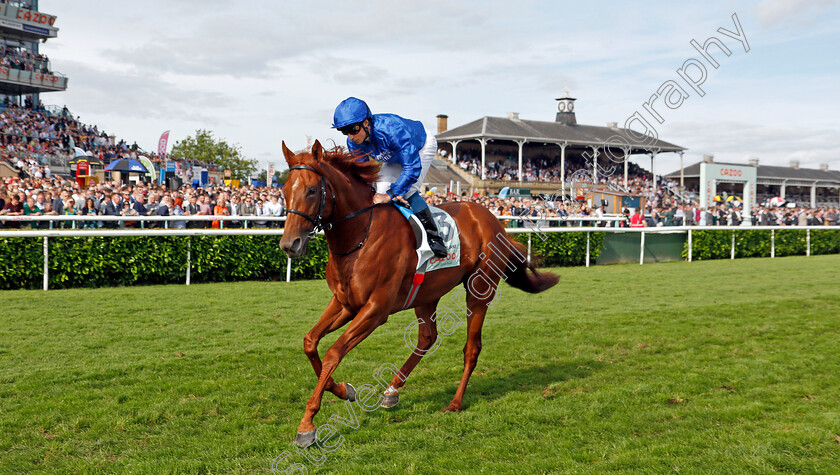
[555,89,577,126]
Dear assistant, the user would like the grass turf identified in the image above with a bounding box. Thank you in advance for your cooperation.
[1,255,840,473]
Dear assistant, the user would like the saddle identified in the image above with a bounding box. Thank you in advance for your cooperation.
[393,203,461,309]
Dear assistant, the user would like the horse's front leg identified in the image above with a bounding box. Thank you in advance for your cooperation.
[303,296,355,400]
[295,300,389,447]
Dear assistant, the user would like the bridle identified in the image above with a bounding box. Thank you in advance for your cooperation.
[285,165,378,257]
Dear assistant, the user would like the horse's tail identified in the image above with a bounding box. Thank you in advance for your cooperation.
[501,236,560,294]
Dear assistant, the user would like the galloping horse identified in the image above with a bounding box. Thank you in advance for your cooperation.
[279,140,559,447]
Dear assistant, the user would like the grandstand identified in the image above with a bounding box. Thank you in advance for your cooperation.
[0,1,65,107]
[433,91,686,202]
[0,2,227,188]
[665,157,840,208]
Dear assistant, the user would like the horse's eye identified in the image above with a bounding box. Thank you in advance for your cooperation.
[307,186,318,196]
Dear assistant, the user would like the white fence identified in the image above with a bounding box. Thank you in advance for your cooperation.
[0,214,288,228]
[1,215,831,291]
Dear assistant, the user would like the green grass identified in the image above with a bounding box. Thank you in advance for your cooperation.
[2,256,840,474]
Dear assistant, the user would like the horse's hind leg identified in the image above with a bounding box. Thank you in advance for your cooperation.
[443,275,498,413]
[303,296,355,400]
[381,300,440,408]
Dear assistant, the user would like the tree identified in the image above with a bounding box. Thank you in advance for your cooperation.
[255,168,288,185]
[277,168,290,185]
[169,129,258,181]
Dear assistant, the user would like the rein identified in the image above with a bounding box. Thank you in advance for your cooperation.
[286,165,378,257]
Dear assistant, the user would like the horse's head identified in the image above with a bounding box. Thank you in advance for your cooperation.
[279,140,329,258]
[279,139,381,258]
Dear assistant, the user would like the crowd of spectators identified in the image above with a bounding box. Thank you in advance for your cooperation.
[0,103,220,183]
[1,45,51,74]
[449,150,651,186]
[3,173,839,231]
[423,191,606,227]
[625,202,839,228]
[1,173,631,230]
[2,102,839,232]
[0,104,107,168]
[0,175,288,230]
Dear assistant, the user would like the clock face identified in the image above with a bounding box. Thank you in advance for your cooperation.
[557,102,566,112]
[567,102,574,112]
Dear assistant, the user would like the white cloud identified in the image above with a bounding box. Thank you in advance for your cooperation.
[756,0,840,27]
[32,1,840,175]
[659,120,839,174]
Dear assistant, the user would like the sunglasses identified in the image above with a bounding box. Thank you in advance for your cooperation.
[338,122,363,136]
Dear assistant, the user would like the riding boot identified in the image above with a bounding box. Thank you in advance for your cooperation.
[415,208,448,258]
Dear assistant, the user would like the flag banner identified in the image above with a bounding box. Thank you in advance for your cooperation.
[158,130,170,158]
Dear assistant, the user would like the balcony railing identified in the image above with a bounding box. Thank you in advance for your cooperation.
[0,66,67,90]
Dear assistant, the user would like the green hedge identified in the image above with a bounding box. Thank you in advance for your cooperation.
[1,230,601,290]
[6,229,835,290]
[512,231,603,267]
[0,235,329,290]
[685,229,840,261]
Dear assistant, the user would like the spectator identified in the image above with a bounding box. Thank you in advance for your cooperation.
[146,193,161,216]
[239,196,257,228]
[81,197,99,229]
[101,193,122,229]
[132,193,148,217]
[630,207,645,228]
[212,198,229,229]
[61,198,77,229]
[685,205,696,226]
[155,195,170,228]
[264,194,284,228]
[169,197,186,229]
[199,195,212,228]
[674,205,685,226]
[228,195,241,228]
[183,194,202,229]
[1,193,24,228]
[825,208,837,226]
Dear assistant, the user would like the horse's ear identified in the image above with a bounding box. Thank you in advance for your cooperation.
[281,141,298,166]
[311,140,323,162]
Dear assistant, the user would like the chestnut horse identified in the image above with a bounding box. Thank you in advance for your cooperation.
[279,140,559,447]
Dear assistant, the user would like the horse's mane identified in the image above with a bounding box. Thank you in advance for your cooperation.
[320,146,381,185]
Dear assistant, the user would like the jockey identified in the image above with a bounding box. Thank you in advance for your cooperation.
[332,97,448,258]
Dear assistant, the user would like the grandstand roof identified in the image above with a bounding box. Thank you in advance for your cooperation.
[665,161,840,186]
[436,115,686,154]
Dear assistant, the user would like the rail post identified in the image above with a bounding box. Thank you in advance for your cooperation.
[43,236,49,291]
[688,229,692,262]
[771,229,775,258]
[807,229,810,257]
[527,233,532,264]
[186,238,191,286]
[731,232,735,260]
[286,257,292,282]
[585,231,590,268]
[640,231,645,265]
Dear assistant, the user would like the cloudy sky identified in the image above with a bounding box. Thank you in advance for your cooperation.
[41,0,839,175]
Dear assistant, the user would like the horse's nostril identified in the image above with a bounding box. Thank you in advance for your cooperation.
[290,237,302,254]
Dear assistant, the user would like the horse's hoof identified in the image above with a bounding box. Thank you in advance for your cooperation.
[381,392,399,408]
[294,429,317,448]
[344,382,356,402]
[442,402,461,413]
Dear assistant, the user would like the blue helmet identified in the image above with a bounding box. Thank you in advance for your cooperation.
[332,97,372,129]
